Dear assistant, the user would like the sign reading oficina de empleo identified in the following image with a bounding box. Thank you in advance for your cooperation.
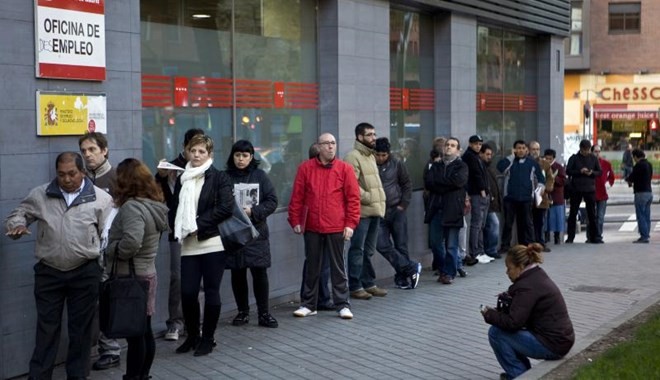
[34,0,106,81]
[36,91,107,136]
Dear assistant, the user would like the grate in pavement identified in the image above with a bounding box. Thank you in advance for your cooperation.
[570,285,634,294]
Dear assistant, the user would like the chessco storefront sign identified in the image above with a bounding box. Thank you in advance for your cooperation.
[35,0,105,81]
[598,84,660,104]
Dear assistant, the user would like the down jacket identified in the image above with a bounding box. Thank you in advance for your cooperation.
[344,141,386,218]
[288,157,361,234]
[224,164,278,269]
[4,178,114,271]
[106,198,169,276]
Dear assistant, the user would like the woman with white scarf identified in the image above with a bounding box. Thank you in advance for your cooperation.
[172,135,233,356]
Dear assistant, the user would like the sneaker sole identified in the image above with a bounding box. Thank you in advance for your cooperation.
[293,311,317,317]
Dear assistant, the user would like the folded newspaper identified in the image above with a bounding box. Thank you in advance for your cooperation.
[234,183,260,208]
[157,161,185,171]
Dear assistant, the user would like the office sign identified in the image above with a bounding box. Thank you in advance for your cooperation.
[35,0,106,80]
[37,91,107,136]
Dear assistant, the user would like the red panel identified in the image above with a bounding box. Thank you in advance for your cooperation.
[284,82,318,109]
[476,93,537,112]
[390,88,403,110]
[409,89,434,110]
[235,79,273,108]
[174,77,189,107]
[38,0,105,14]
[188,77,233,108]
[402,88,410,110]
[274,82,285,108]
[141,75,173,108]
[39,63,105,81]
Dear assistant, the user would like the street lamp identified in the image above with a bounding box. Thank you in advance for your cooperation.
[574,89,602,140]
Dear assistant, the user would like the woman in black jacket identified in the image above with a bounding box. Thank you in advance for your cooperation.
[481,243,574,379]
[172,135,233,356]
[224,140,279,328]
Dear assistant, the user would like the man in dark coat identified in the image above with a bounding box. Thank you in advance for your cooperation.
[565,139,602,244]
[626,148,654,243]
[424,137,468,285]
[480,144,502,259]
[462,135,492,264]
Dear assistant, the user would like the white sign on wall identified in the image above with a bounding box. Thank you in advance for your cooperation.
[34,0,106,81]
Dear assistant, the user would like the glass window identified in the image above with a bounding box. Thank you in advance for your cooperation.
[567,2,583,56]
[477,26,538,158]
[389,9,434,189]
[141,0,318,208]
[609,2,641,34]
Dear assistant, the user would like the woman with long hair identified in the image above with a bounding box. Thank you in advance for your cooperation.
[106,158,169,380]
[224,140,279,328]
[173,134,233,356]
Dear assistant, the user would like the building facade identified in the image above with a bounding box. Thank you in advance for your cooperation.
[0,0,568,376]
[565,0,660,172]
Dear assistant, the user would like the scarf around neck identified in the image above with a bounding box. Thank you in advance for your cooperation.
[174,159,213,241]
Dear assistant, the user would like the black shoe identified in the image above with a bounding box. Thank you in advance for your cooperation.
[92,355,120,370]
[457,268,468,278]
[565,239,574,244]
[554,233,560,245]
[633,238,650,244]
[175,336,200,354]
[258,312,279,328]
[464,256,478,266]
[232,311,250,326]
[588,239,604,244]
[193,338,217,356]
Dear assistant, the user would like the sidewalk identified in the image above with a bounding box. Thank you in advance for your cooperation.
[32,228,660,380]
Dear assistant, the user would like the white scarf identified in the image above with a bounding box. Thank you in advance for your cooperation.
[174,159,213,242]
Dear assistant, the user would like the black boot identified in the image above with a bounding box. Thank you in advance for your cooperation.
[554,232,560,245]
[194,304,220,356]
[176,300,200,353]
[258,312,279,328]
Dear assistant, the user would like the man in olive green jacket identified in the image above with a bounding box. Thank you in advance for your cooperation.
[344,122,387,300]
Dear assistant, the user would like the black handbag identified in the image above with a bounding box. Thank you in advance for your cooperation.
[99,253,149,339]
[218,199,259,250]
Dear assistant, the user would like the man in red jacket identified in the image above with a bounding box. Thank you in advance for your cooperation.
[590,145,615,243]
[288,133,361,320]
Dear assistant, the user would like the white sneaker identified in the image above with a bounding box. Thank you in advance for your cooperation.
[293,306,317,317]
[164,327,179,341]
[338,307,353,319]
[477,254,494,264]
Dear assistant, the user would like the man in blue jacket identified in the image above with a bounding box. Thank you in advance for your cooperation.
[497,140,545,252]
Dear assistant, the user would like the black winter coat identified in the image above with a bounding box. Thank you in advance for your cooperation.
[424,157,468,228]
[224,166,278,269]
[566,152,601,193]
[172,165,233,242]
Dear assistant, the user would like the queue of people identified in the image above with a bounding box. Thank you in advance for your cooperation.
[3,126,653,380]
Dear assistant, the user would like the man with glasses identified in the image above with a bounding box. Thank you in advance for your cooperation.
[289,133,360,319]
[590,145,615,243]
[344,123,387,300]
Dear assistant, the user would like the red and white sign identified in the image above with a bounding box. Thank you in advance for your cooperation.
[35,0,105,81]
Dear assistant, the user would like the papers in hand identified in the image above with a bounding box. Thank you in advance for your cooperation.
[157,161,185,171]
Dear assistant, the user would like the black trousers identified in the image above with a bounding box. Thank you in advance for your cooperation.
[231,267,270,314]
[125,316,154,378]
[29,260,101,380]
[567,191,597,241]
[501,199,534,250]
[301,232,349,311]
[181,252,225,339]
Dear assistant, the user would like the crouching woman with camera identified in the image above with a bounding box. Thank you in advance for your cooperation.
[481,243,574,380]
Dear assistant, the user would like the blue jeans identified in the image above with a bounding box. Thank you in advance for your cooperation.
[488,326,562,379]
[347,217,379,292]
[469,195,489,257]
[377,208,416,282]
[442,227,460,277]
[483,212,500,256]
[594,200,607,241]
[634,192,653,240]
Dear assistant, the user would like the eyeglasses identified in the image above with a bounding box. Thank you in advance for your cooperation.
[319,141,336,146]
[363,132,377,137]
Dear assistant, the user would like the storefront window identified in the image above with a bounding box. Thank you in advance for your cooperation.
[389,9,434,189]
[477,26,537,157]
[141,0,318,207]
